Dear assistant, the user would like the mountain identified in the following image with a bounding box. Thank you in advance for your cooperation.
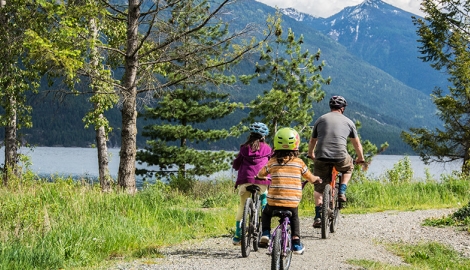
[281,0,448,95]
[7,0,444,155]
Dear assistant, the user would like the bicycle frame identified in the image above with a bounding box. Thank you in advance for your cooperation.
[269,216,290,255]
[241,185,262,257]
[320,164,342,239]
[330,166,338,200]
[268,210,293,270]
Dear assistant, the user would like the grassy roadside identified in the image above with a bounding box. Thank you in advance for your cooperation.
[0,168,469,269]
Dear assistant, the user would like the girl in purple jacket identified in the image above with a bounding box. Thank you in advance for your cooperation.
[232,122,272,245]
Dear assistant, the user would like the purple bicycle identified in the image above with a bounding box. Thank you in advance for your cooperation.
[268,210,292,270]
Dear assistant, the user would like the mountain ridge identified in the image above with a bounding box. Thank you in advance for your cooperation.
[280,0,448,95]
[12,0,443,155]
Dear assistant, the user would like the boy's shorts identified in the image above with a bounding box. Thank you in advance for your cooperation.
[313,155,353,193]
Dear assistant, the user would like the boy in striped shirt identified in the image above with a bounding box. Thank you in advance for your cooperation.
[257,127,321,255]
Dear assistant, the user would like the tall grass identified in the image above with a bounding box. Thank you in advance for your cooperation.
[0,176,237,269]
[1,158,469,269]
[300,158,470,214]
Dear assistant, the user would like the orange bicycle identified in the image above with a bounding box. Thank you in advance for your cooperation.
[320,164,342,239]
[302,160,342,239]
[318,160,364,239]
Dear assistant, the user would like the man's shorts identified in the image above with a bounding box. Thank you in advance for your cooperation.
[313,155,353,193]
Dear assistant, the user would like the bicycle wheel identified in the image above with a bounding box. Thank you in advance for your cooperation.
[321,184,332,239]
[271,227,282,270]
[252,195,261,251]
[330,182,340,233]
[282,225,293,270]
[241,197,252,257]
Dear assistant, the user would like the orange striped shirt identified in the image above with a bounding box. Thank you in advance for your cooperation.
[257,156,316,208]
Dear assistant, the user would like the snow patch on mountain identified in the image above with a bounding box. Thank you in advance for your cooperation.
[280,7,318,22]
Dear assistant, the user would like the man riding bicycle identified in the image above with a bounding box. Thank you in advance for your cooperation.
[307,95,365,228]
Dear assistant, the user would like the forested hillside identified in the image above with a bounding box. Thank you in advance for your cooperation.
[1,0,443,155]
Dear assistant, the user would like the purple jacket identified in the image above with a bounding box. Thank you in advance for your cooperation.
[233,142,272,188]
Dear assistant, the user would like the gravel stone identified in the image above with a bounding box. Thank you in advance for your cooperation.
[111,209,469,270]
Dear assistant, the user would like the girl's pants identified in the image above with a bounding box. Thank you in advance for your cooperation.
[235,183,268,221]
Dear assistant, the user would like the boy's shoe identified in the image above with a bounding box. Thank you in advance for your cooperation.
[232,236,241,245]
[292,242,305,255]
[339,193,347,202]
[313,218,321,228]
[258,230,270,248]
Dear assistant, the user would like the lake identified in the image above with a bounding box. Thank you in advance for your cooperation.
[0,147,463,183]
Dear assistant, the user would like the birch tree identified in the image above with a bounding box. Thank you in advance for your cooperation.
[107,0,263,193]
[24,0,119,191]
[0,0,41,185]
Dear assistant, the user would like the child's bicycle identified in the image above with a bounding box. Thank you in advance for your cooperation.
[240,184,263,257]
[268,210,293,270]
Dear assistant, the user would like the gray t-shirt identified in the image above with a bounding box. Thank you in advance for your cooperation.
[311,112,358,160]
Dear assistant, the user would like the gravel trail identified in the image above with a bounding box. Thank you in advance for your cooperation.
[113,209,470,269]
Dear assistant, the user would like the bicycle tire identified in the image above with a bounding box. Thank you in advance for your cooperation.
[271,227,282,270]
[321,184,332,239]
[330,182,340,233]
[241,197,252,257]
[253,194,261,251]
[282,225,293,270]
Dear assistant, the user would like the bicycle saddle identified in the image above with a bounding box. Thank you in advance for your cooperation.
[246,185,261,193]
[273,210,292,218]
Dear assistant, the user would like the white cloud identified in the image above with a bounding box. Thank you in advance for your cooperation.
[255,0,423,18]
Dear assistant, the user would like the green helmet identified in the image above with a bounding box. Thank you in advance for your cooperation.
[274,127,300,150]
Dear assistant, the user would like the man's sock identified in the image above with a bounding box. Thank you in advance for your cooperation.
[339,184,348,194]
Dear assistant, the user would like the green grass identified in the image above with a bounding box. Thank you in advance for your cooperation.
[1,163,470,269]
[349,242,470,269]
[0,176,238,269]
[299,172,470,215]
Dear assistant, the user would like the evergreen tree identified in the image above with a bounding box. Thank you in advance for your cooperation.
[247,13,387,163]
[244,14,330,151]
[136,87,242,191]
[402,0,470,174]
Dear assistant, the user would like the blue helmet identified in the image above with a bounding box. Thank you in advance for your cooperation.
[249,122,269,137]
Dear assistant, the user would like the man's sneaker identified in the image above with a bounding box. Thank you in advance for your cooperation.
[339,193,347,202]
[292,242,305,255]
[313,218,321,228]
[232,236,241,245]
[258,230,270,248]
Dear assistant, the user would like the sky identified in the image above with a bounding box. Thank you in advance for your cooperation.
[255,0,424,18]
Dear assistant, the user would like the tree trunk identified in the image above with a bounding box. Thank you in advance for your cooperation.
[4,97,18,186]
[117,0,139,193]
[96,116,112,192]
[463,147,470,176]
[89,16,112,192]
